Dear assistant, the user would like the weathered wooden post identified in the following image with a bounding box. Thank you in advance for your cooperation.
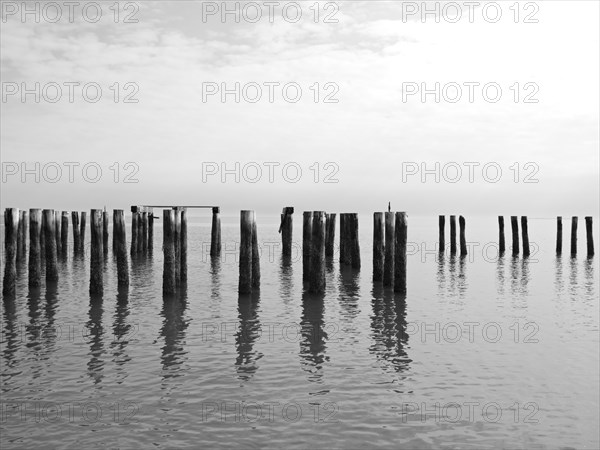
[384,211,395,286]
[210,207,221,257]
[141,211,148,253]
[459,215,467,257]
[394,212,407,293]
[339,214,346,264]
[511,216,519,256]
[79,211,86,254]
[309,211,326,293]
[450,215,457,255]
[137,209,144,254]
[148,209,154,254]
[130,208,138,256]
[2,208,19,296]
[252,213,260,290]
[180,209,188,285]
[303,211,313,281]
[325,213,336,258]
[61,211,69,257]
[43,209,58,282]
[239,210,254,294]
[40,212,46,264]
[349,213,361,269]
[28,209,42,287]
[571,216,578,256]
[174,208,181,286]
[279,207,293,257]
[16,210,25,261]
[373,212,384,281]
[102,209,109,256]
[72,211,80,256]
[90,209,103,295]
[556,216,563,255]
[521,216,530,257]
[54,211,61,257]
[498,216,505,255]
[585,217,594,257]
[163,209,176,295]
[114,209,129,287]
[438,215,445,253]
[20,210,28,258]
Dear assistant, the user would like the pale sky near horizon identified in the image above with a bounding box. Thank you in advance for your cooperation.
[1,1,598,217]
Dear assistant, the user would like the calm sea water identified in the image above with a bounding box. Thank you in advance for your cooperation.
[1,214,598,449]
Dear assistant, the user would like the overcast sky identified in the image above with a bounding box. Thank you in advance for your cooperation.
[1,1,598,216]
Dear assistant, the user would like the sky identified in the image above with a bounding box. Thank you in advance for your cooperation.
[1,0,598,217]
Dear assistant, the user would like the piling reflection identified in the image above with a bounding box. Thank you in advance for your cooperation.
[496,254,506,296]
[235,291,262,382]
[279,254,293,305]
[583,258,596,301]
[370,284,411,383]
[554,256,564,295]
[299,290,328,384]
[111,287,132,383]
[457,256,468,298]
[436,253,446,298]
[569,256,579,299]
[338,266,360,321]
[159,293,190,382]
[520,258,530,296]
[43,282,59,352]
[86,295,105,385]
[1,296,18,375]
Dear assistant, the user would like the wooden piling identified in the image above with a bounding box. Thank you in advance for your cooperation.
[180,209,188,285]
[79,211,86,254]
[373,212,384,281]
[511,216,519,256]
[131,209,138,256]
[239,210,254,294]
[16,210,25,261]
[438,215,445,252]
[394,212,407,294]
[571,216,578,256]
[383,211,395,286]
[137,210,144,254]
[303,211,313,281]
[521,216,530,257]
[89,209,103,295]
[498,216,505,255]
[28,209,42,287]
[61,211,69,257]
[43,209,58,282]
[72,211,80,255]
[450,215,457,255]
[20,210,28,258]
[54,211,61,257]
[103,209,109,256]
[349,213,361,269]
[174,208,181,286]
[2,208,19,296]
[141,211,148,253]
[162,209,176,295]
[210,207,221,257]
[280,207,293,257]
[339,214,347,265]
[585,217,594,257]
[556,216,562,255]
[309,211,326,293]
[148,209,154,254]
[40,212,46,264]
[459,215,467,257]
[325,213,336,258]
[114,209,129,287]
[252,213,260,290]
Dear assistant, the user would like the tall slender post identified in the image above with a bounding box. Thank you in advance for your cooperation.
[137,209,143,254]
[54,211,61,257]
[556,216,563,255]
[239,210,254,294]
[16,210,25,262]
[349,213,361,269]
[438,215,445,252]
[61,211,69,257]
[2,208,19,296]
[521,216,530,257]
[90,209,103,295]
[373,212,384,281]
[571,216,578,256]
[210,207,221,257]
[20,210,28,259]
[79,211,86,255]
[162,209,176,295]
[339,214,347,264]
[459,215,467,257]
[585,217,594,257]
[325,213,336,258]
[498,216,505,255]
[511,216,519,256]
[114,209,129,287]
[40,212,46,265]
[180,209,188,285]
[28,209,42,287]
[101,209,109,257]
[450,215,457,255]
[384,211,395,286]
[141,211,148,253]
[148,209,154,254]
[72,211,80,256]
[252,213,260,290]
[303,211,313,281]
[131,208,138,256]
[43,209,58,282]
[280,207,293,257]
[174,208,181,287]
[394,212,408,294]
[309,211,326,293]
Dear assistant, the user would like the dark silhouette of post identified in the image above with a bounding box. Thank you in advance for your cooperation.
[350,213,361,269]
[239,210,254,294]
[325,213,336,258]
[303,211,313,281]
[72,211,80,256]
[384,211,395,286]
[585,217,594,257]
[251,213,260,290]
[521,216,530,257]
[438,215,445,253]
[373,212,384,281]
[61,211,69,257]
[131,209,138,256]
[54,211,60,257]
[309,211,326,293]
[79,211,86,255]
[280,207,293,257]
[339,213,347,265]
[90,209,103,295]
[180,209,188,285]
[394,212,407,293]
[102,209,109,257]
[2,208,19,296]
[16,210,25,262]
[211,207,221,257]
[556,216,562,255]
[571,216,578,256]
[163,209,176,295]
[450,215,457,255]
[511,216,519,256]
[498,216,505,255]
[43,209,58,282]
[174,208,181,286]
[459,215,467,257]
[28,209,42,287]
[137,209,144,254]
[148,209,154,254]
[114,209,129,287]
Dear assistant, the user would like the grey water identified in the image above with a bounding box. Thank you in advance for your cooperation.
[1,215,598,449]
